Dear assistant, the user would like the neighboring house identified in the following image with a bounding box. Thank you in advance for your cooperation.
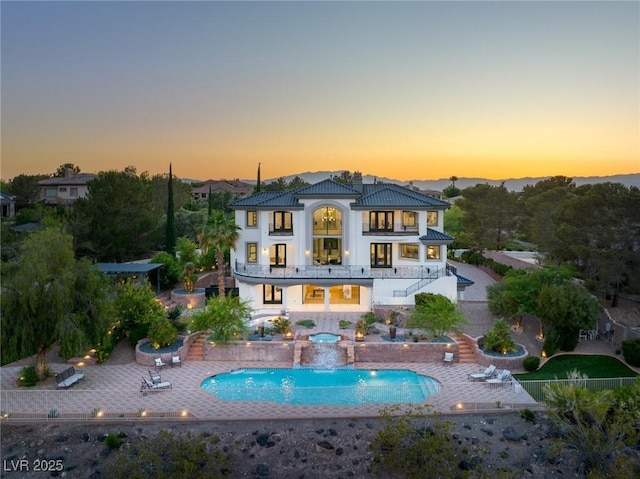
[191,179,254,201]
[0,192,16,218]
[38,170,96,205]
[229,172,470,314]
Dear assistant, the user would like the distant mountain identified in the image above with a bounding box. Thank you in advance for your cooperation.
[255,171,640,192]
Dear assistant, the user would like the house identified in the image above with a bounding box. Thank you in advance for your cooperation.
[191,179,254,201]
[0,192,15,218]
[38,169,96,205]
[229,172,469,314]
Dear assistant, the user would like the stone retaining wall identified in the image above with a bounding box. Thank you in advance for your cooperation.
[203,341,295,362]
[135,336,189,367]
[354,341,458,364]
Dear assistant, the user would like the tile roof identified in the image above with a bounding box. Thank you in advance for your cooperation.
[292,179,361,197]
[230,179,450,211]
[38,173,96,186]
[352,184,450,209]
[419,229,455,244]
[455,273,475,286]
[229,191,303,209]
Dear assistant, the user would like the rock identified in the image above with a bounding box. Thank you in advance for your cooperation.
[255,433,271,447]
[481,427,494,437]
[255,463,269,477]
[315,440,334,453]
[502,426,522,442]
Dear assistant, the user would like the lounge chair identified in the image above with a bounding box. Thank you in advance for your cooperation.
[171,355,181,368]
[154,357,167,371]
[148,369,162,384]
[468,364,497,381]
[485,370,512,388]
[443,352,454,365]
[140,377,172,395]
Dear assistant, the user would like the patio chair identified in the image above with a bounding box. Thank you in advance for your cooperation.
[154,357,167,371]
[443,352,454,365]
[171,355,181,368]
[468,364,497,381]
[140,377,172,396]
[485,370,512,388]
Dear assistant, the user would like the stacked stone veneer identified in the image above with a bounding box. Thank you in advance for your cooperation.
[203,341,295,362]
[354,341,459,363]
[467,333,529,370]
[135,335,189,367]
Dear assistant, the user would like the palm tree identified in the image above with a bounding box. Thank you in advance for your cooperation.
[197,211,240,298]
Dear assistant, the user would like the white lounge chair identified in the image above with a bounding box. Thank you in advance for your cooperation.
[140,377,172,395]
[443,352,454,365]
[171,355,181,368]
[468,364,497,381]
[485,370,512,388]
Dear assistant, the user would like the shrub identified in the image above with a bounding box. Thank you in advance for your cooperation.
[523,356,540,372]
[295,319,315,328]
[520,408,536,422]
[483,319,517,354]
[18,365,39,387]
[542,329,561,357]
[148,318,178,349]
[621,338,640,367]
[339,320,352,329]
[105,433,122,449]
[151,252,182,290]
[107,430,231,479]
[271,316,291,334]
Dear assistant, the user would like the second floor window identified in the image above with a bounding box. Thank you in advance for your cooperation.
[370,211,394,231]
[70,187,78,197]
[247,242,258,263]
[371,243,392,267]
[247,211,258,227]
[273,211,292,232]
[427,211,438,227]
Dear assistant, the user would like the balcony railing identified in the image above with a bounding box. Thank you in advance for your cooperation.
[362,222,420,235]
[234,262,441,280]
[268,223,293,235]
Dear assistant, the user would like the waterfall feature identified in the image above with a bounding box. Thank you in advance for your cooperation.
[301,343,347,368]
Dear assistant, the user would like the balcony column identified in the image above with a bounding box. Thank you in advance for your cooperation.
[323,287,330,312]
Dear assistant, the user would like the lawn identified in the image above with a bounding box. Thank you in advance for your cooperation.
[513,354,638,380]
[513,354,638,402]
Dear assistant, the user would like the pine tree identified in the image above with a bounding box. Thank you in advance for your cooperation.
[166,164,176,255]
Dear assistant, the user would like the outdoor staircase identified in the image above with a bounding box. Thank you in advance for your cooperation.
[186,333,206,361]
[454,335,475,364]
[156,291,179,311]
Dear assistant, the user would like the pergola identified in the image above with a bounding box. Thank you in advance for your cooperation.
[94,263,164,294]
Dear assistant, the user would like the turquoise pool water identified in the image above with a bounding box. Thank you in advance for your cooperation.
[309,333,341,343]
[200,368,442,405]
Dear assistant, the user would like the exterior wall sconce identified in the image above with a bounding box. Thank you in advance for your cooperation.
[344,249,349,256]
[262,248,269,255]
[305,249,310,256]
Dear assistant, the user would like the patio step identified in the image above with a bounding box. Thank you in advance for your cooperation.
[186,334,206,361]
[455,336,475,364]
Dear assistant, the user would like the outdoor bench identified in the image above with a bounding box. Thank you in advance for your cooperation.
[55,366,85,389]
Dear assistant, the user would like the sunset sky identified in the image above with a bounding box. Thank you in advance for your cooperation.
[2,1,638,182]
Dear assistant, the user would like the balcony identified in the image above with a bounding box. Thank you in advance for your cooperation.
[268,223,293,236]
[362,222,420,235]
[234,261,443,281]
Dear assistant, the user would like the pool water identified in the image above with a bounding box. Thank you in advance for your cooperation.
[200,368,441,405]
[309,333,341,343]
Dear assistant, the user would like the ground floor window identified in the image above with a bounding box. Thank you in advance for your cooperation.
[400,243,419,259]
[302,284,360,304]
[427,245,441,260]
[263,285,282,304]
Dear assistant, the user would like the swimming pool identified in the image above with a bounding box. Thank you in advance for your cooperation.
[200,368,442,405]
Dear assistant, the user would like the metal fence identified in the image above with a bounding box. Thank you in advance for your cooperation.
[518,377,638,402]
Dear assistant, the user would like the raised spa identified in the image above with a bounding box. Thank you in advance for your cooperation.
[308,333,341,343]
[200,368,442,405]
